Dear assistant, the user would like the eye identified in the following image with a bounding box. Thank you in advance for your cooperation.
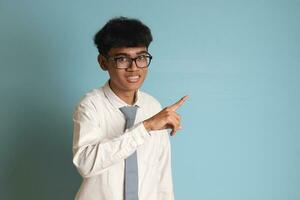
[136,55,148,61]
[115,56,129,63]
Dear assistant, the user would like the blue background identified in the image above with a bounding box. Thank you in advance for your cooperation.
[0,0,299,199]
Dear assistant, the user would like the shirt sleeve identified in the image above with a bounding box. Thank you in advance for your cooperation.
[156,107,175,200]
[72,101,151,178]
[156,131,174,200]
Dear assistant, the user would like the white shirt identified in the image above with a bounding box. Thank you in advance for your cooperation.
[72,80,174,200]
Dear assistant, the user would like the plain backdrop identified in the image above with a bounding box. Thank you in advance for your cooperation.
[0,0,299,199]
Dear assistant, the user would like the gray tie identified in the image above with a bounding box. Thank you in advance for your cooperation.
[119,106,139,200]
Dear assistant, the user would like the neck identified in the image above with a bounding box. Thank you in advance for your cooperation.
[119,91,136,105]
[109,81,137,105]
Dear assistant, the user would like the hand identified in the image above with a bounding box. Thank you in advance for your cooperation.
[143,95,189,136]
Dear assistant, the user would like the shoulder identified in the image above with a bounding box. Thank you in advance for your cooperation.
[73,86,105,114]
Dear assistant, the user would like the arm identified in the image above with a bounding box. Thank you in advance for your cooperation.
[72,102,150,178]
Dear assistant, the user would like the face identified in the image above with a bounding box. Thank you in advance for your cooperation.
[98,46,149,96]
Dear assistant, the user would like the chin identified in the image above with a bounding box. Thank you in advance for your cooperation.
[124,84,141,91]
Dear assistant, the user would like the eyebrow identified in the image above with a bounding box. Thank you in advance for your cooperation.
[112,51,149,57]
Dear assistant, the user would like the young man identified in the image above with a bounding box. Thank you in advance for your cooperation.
[72,16,188,200]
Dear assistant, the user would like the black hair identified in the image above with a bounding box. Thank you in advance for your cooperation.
[93,16,153,55]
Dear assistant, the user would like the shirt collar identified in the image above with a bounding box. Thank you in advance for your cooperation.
[103,79,142,109]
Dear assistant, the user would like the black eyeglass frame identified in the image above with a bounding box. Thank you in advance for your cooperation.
[105,52,153,69]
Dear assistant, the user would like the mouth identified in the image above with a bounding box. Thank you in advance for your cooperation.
[126,75,140,83]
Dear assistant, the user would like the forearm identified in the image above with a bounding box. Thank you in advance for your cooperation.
[72,121,150,178]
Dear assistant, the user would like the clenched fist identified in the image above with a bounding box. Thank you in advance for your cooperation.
[143,95,189,136]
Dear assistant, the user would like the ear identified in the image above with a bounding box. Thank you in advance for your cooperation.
[97,54,108,71]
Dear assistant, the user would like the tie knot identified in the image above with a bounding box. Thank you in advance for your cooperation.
[119,106,138,130]
[119,106,138,120]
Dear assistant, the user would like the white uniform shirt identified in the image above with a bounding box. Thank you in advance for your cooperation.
[72,80,174,200]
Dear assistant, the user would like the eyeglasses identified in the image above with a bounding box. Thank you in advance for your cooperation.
[106,53,153,69]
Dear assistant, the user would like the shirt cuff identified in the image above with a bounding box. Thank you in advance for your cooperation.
[129,122,151,146]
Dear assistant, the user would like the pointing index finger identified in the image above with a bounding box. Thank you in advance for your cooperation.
[168,95,189,111]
